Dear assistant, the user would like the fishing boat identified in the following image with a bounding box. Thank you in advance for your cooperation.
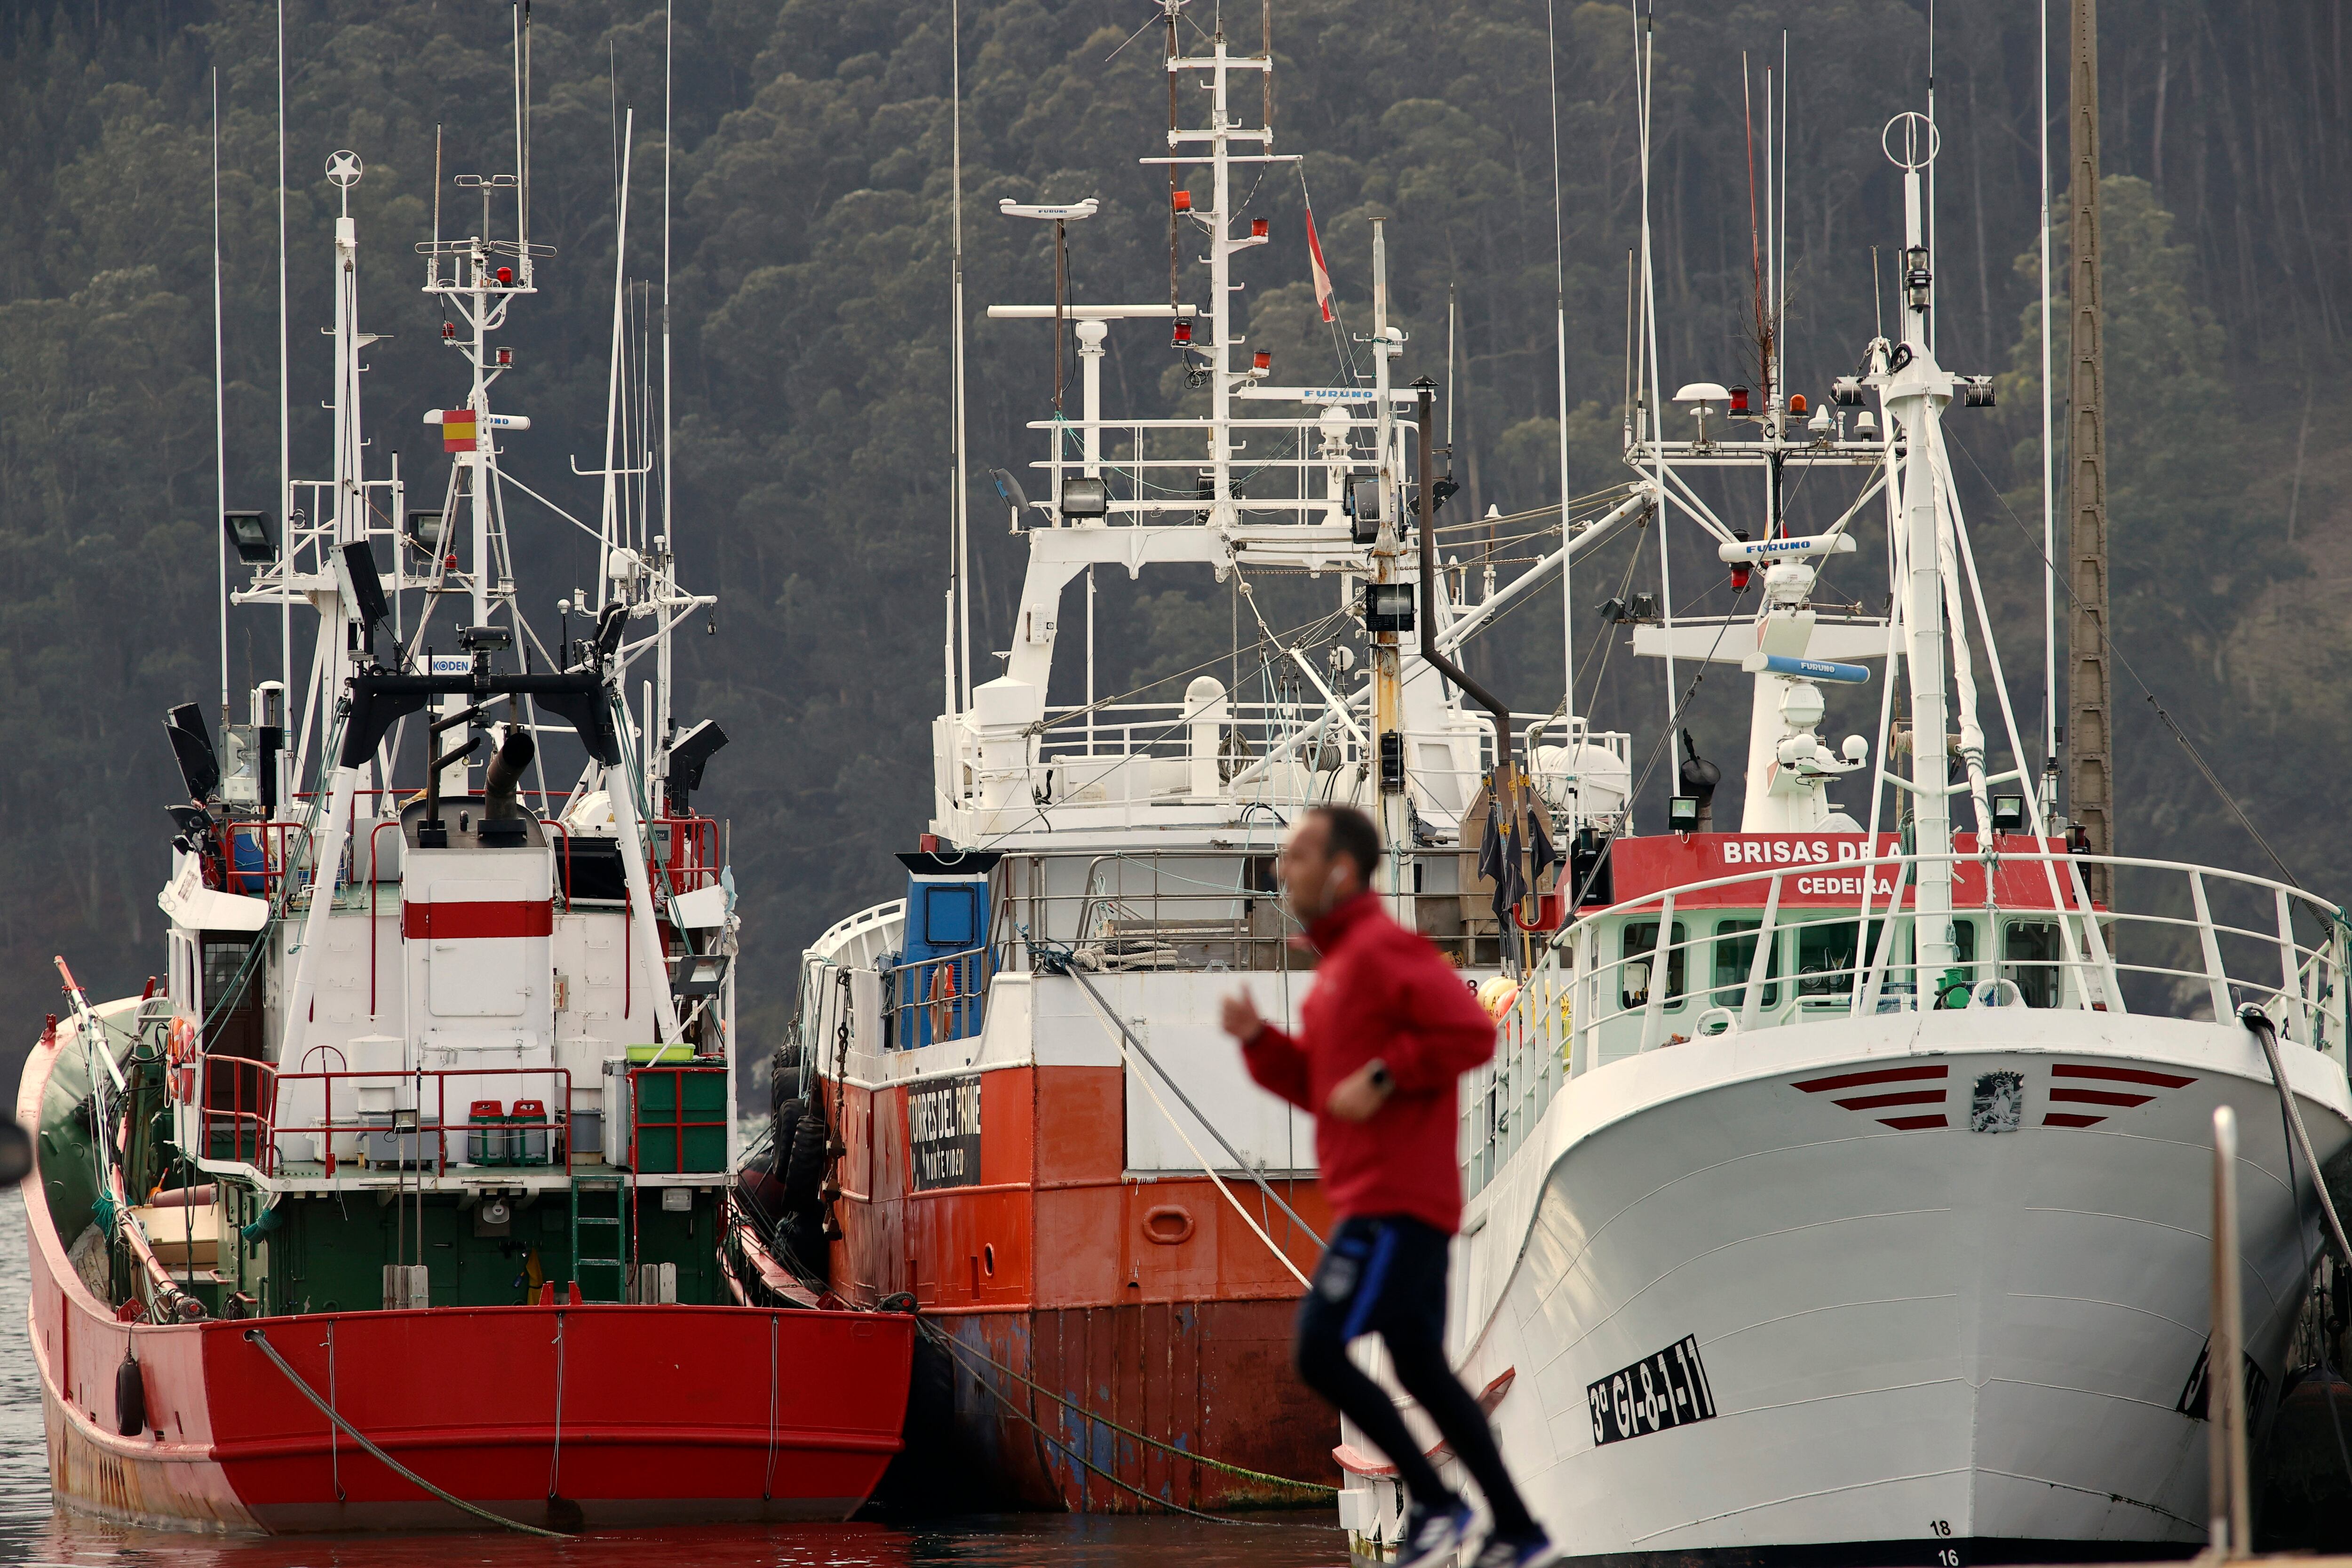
[1332,53,2352,1568]
[20,19,910,1534]
[722,10,1660,1513]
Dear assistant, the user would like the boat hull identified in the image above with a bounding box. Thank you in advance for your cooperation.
[21,1029,914,1534]
[1341,1012,2352,1565]
[819,1061,1340,1512]
[908,1297,1329,1512]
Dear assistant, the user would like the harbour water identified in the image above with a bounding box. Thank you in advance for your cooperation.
[0,1193,1343,1567]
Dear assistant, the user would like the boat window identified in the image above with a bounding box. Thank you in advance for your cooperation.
[1711,920,1781,1008]
[1621,921,1686,1011]
[2003,921,2062,1008]
[1797,926,1872,1001]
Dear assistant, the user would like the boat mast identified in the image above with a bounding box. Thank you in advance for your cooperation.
[1207,28,1236,516]
[2039,0,2058,816]
[951,0,970,714]
[1881,120,1958,974]
[281,154,373,1067]
[1370,219,1411,920]
[212,69,228,736]
[2066,0,2113,900]
[1545,0,1574,793]
[659,6,676,806]
[276,0,291,783]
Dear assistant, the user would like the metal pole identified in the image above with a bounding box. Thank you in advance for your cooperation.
[2039,0,2058,809]
[213,69,229,736]
[952,0,971,712]
[277,0,291,788]
[2209,1104,2249,1557]
[1893,162,1955,974]
[2067,0,2114,899]
[1208,34,1233,514]
[1052,217,1066,414]
[1371,219,1409,924]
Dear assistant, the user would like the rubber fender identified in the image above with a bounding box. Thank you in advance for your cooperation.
[770,1042,803,1108]
[783,1097,829,1216]
[115,1354,147,1438]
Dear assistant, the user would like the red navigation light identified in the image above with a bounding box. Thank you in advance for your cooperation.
[1171,190,1192,212]
[444,553,459,570]
[1250,217,1268,238]
[1253,349,1271,372]
[441,321,457,340]
[495,265,514,286]
[1731,563,1752,590]
[1728,385,1751,416]
[496,347,514,367]
[1171,319,1192,345]
[1788,392,1808,415]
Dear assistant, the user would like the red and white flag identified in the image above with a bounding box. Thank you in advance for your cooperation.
[1304,205,1335,323]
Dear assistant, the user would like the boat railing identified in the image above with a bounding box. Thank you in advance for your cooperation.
[882,946,993,1050]
[187,1056,577,1181]
[1036,848,1295,973]
[206,819,314,902]
[993,846,1534,971]
[1017,410,1411,526]
[1026,701,1566,816]
[651,814,722,897]
[1460,850,2351,1198]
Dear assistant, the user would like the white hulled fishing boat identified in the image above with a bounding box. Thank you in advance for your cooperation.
[1335,50,2352,1568]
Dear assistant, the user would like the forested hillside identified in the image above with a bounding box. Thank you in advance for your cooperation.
[1,0,2344,1089]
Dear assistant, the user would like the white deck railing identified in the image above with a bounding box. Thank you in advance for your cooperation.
[1462,850,2352,1197]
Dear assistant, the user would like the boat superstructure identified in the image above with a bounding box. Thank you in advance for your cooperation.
[729,16,1654,1512]
[21,22,910,1534]
[1332,70,2352,1568]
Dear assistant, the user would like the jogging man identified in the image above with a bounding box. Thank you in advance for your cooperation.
[1221,804,1552,1568]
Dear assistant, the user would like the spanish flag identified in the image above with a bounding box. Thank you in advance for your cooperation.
[1305,205,1335,324]
[442,408,478,453]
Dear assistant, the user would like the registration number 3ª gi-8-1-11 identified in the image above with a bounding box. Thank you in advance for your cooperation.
[1586,1335,1716,1445]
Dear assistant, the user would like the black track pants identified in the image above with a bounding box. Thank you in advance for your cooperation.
[1293,1214,1537,1538]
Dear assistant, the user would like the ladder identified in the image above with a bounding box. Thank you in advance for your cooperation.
[569,1177,628,1303]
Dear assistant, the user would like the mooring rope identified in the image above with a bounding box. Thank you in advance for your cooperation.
[244,1328,569,1538]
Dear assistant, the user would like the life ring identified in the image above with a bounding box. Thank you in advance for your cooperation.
[165,1017,199,1104]
[926,962,958,1042]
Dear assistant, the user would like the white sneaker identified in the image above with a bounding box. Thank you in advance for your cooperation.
[1397,1501,1474,1568]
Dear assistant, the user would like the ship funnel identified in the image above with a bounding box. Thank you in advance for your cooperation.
[485,724,536,820]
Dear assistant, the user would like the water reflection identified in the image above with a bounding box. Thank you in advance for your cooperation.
[6,1516,1343,1568]
[0,1194,1341,1567]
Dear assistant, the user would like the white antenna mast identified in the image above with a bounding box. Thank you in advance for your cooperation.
[2038,0,2058,803]
[1547,0,1575,740]
[596,110,635,614]
[276,0,291,778]
[662,0,674,586]
[1925,0,1937,352]
[1634,4,1674,737]
[212,68,229,734]
[951,0,971,712]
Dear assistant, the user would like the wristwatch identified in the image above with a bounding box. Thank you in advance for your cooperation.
[1366,1059,1394,1095]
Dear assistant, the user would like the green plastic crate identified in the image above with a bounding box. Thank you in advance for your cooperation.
[627,1066,727,1173]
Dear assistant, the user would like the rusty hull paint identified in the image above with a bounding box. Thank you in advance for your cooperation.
[832,1062,1339,1510]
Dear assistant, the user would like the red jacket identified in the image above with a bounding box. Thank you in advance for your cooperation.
[1242,892,1498,1235]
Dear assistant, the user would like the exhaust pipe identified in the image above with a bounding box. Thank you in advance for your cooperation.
[485,724,537,820]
